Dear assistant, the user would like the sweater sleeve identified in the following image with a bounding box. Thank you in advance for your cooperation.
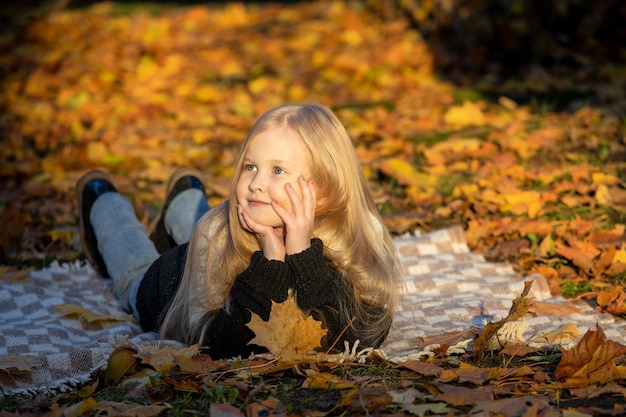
[285,238,390,350]
[200,251,292,359]
[136,243,189,333]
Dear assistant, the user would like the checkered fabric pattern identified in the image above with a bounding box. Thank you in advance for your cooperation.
[1,226,625,393]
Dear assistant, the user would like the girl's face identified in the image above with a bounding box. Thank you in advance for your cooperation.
[235,125,311,229]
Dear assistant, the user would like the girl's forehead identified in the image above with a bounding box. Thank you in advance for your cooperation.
[243,128,312,169]
[247,127,303,151]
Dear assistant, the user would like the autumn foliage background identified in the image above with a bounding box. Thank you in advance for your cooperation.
[1,0,625,296]
[1,0,626,414]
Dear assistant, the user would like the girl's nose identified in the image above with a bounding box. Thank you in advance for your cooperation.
[248,174,265,192]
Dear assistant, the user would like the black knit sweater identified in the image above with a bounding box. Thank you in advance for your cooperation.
[135,238,389,359]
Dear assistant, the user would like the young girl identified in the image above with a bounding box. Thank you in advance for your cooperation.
[76,104,400,359]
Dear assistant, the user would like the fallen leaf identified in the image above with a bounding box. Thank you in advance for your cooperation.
[245,397,285,417]
[64,397,100,417]
[0,354,40,375]
[444,101,486,127]
[596,286,626,315]
[402,402,451,417]
[569,382,626,399]
[105,347,139,385]
[247,296,327,361]
[377,158,437,188]
[433,382,494,405]
[301,371,356,389]
[555,323,626,386]
[555,243,595,275]
[93,402,170,417]
[211,402,245,417]
[398,360,443,377]
[390,387,428,404]
[528,301,581,316]
[0,266,34,282]
[415,328,475,350]
[455,361,494,385]
[54,304,133,329]
[538,323,580,344]
[587,229,626,249]
[137,344,202,373]
[473,281,535,361]
[474,395,555,416]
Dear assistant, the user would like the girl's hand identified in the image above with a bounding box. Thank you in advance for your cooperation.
[272,176,316,255]
[238,204,286,261]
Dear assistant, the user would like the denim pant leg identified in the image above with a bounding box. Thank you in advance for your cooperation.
[90,193,159,318]
[164,188,210,245]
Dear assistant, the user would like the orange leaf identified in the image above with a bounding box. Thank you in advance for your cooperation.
[554,243,594,275]
[555,324,626,386]
[247,296,327,361]
[443,101,485,128]
[597,286,626,316]
[377,158,437,188]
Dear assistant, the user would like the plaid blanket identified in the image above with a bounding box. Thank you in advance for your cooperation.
[2,226,625,393]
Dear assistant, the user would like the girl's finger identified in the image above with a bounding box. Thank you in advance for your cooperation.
[303,179,316,215]
[285,181,303,213]
[237,205,253,233]
[271,199,290,222]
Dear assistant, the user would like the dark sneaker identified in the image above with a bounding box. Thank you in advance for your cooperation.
[148,167,206,253]
[75,170,118,277]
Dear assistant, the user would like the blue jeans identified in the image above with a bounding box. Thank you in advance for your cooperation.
[90,188,210,319]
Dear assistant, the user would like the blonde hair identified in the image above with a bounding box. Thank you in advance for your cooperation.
[160,104,400,348]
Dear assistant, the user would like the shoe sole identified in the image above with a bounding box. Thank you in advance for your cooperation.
[147,167,206,240]
[75,170,114,277]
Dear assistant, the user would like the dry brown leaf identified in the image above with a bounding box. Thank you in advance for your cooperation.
[137,344,202,373]
[93,402,170,417]
[398,360,443,377]
[245,397,284,417]
[301,372,356,389]
[555,243,595,275]
[538,323,580,344]
[555,323,626,387]
[433,382,494,406]
[0,354,40,375]
[415,328,476,350]
[474,395,554,416]
[500,344,542,357]
[595,245,616,274]
[175,352,225,374]
[105,347,139,385]
[247,296,327,361]
[455,361,494,385]
[587,229,626,249]
[473,280,534,361]
[0,266,34,282]
[528,301,581,316]
[54,304,133,329]
[596,286,626,315]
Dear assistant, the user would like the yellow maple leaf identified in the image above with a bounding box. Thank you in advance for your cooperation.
[377,158,437,188]
[443,101,486,127]
[54,304,132,329]
[247,296,327,361]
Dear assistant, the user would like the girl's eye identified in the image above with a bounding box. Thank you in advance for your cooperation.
[274,167,285,175]
[245,164,256,172]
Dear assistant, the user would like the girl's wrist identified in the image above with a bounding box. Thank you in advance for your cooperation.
[286,240,311,256]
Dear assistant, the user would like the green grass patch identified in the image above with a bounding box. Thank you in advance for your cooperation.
[561,280,592,297]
